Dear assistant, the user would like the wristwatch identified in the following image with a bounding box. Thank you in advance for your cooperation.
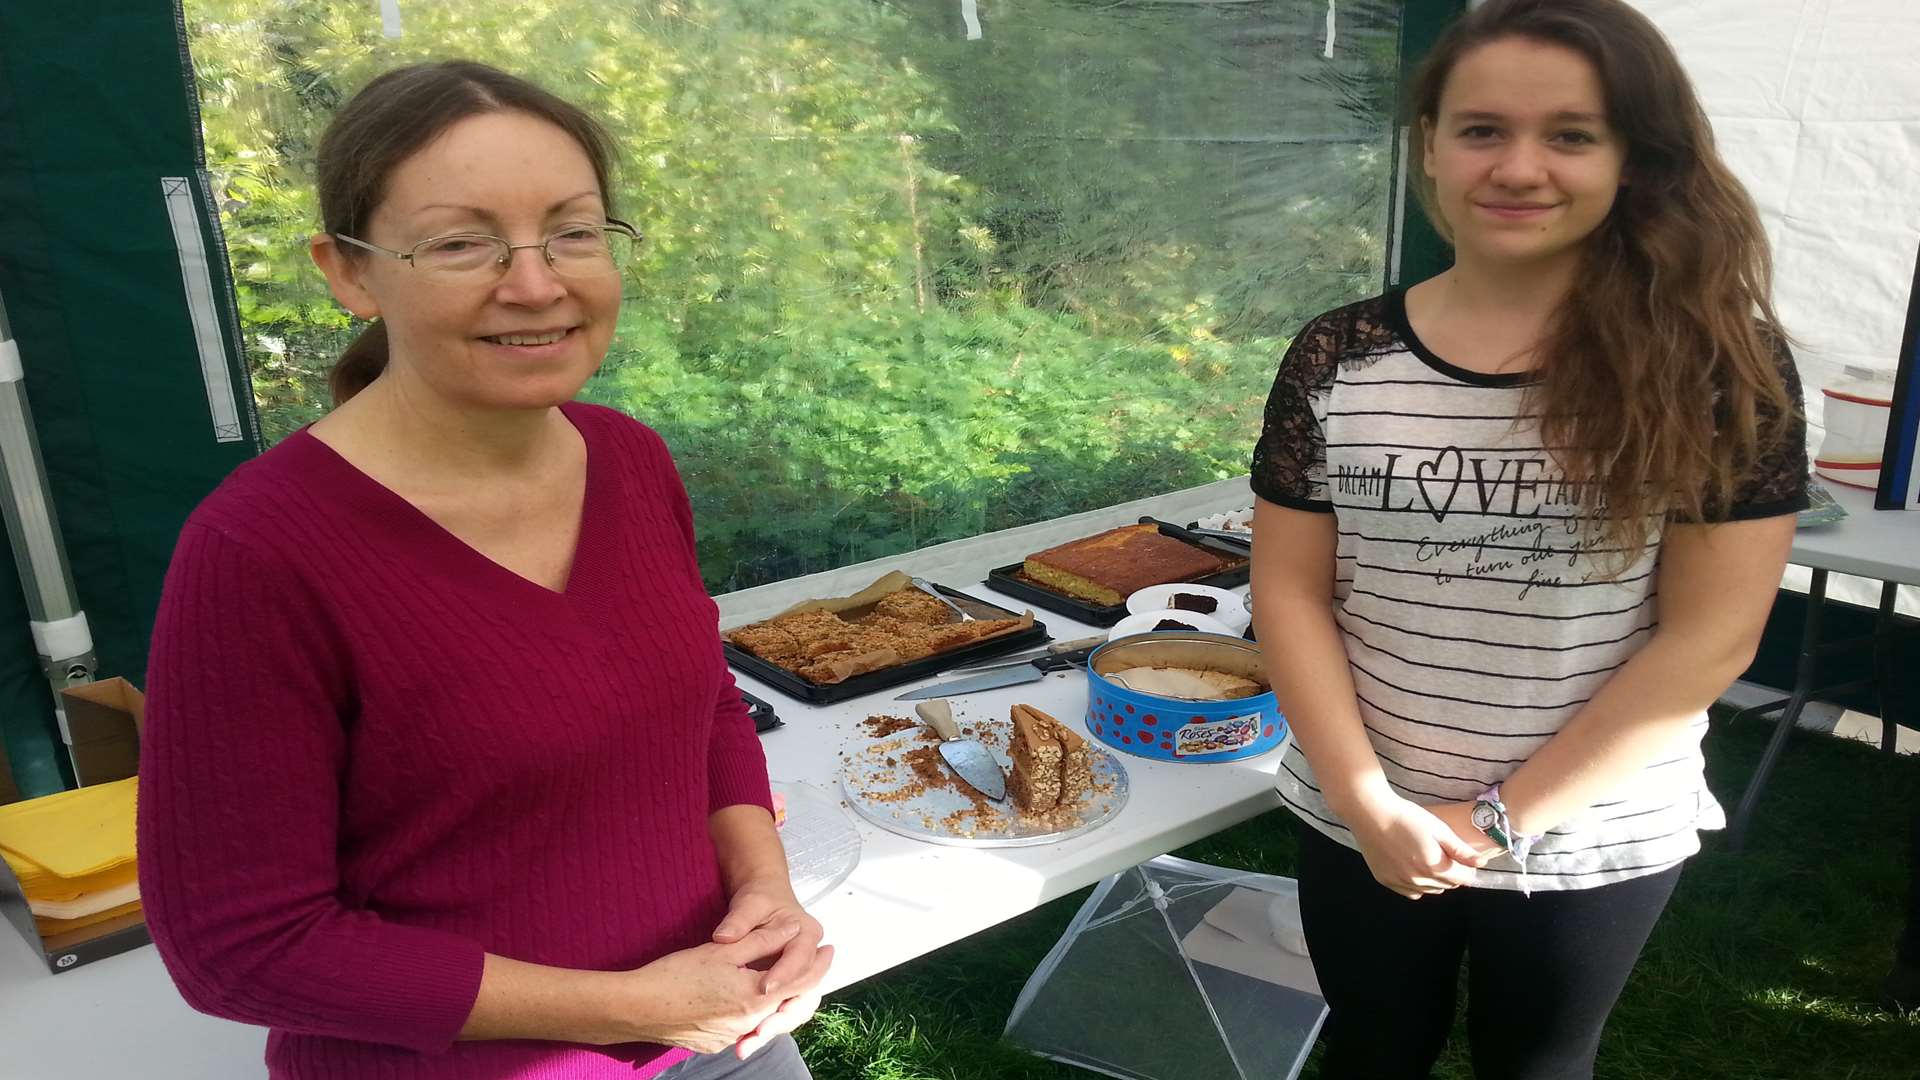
[1471,784,1541,853]
[1472,784,1544,896]
[1470,797,1513,850]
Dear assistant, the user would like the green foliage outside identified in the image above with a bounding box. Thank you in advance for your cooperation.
[183,0,1398,591]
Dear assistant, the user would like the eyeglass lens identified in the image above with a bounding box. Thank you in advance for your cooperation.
[412,227,633,279]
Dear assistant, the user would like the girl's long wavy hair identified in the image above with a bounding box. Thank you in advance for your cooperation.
[1409,0,1796,564]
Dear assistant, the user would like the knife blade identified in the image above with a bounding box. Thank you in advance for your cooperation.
[896,665,1050,700]
[914,699,1006,801]
[943,634,1109,675]
[896,643,1098,700]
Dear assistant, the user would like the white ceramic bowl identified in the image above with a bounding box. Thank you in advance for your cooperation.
[1125,583,1251,635]
[1109,608,1236,639]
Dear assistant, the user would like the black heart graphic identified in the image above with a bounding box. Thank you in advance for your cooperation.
[1415,448,1465,522]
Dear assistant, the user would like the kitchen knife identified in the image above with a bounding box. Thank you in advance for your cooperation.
[896,643,1099,700]
[914,699,1006,801]
[942,634,1109,674]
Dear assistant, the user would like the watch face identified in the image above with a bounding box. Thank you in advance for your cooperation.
[1471,802,1499,831]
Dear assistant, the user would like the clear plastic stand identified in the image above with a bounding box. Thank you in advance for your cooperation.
[1005,855,1327,1080]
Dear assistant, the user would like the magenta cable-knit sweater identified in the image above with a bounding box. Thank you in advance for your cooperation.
[137,402,772,1079]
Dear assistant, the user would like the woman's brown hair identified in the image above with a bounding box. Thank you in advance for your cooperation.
[316,61,619,405]
[1408,0,1796,564]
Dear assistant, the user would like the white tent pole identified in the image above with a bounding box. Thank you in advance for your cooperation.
[0,288,95,776]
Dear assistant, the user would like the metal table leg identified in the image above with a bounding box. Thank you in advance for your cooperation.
[1876,581,1901,756]
[1725,575,1903,851]
[1728,571,1828,853]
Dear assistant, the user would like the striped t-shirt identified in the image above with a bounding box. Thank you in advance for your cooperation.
[1250,291,1807,891]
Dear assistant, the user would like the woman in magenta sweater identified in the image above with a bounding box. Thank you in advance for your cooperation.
[137,61,829,1080]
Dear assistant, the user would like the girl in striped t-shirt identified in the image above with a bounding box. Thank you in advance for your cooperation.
[1249,1,1806,1076]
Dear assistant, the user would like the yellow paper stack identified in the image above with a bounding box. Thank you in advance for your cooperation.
[0,777,140,938]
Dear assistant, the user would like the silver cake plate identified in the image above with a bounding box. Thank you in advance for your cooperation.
[838,722,1129,848]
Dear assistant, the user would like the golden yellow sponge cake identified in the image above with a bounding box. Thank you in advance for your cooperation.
[1023,524,1231,607]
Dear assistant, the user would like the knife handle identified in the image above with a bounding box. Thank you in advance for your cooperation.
[1035,644,1100,672]
[1047,634,1109,654]
[914,699,962,740]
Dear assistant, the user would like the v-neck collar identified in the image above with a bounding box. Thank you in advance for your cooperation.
[287,401,613,611]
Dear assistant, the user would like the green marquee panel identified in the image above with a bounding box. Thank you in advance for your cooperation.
[0,2,260,796]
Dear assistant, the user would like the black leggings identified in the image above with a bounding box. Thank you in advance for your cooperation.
[1297,821,1682,1080]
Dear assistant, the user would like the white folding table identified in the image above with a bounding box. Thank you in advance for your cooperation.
[0,574,1287,1078]
[1725,482,1920,850]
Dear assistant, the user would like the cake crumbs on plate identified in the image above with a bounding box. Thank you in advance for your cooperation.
[841,719,1124,843]
[861,714,920,738]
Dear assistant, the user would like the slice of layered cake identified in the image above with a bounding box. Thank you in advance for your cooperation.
[1008,704,1092,815]
[1022,524,1232,607]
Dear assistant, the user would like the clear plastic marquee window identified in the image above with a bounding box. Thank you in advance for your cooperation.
[184,0,1401,592]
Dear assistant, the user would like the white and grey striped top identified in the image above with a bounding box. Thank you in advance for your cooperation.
[1250,292,1807,891]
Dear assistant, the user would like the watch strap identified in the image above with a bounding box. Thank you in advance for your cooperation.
[1473,785,1543,896]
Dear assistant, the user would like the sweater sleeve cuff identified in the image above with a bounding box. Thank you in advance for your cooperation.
[342,924,487,1055]
[707,750,774,817]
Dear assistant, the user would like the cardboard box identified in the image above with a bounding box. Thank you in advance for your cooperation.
[0,678,151,973]
[63,677,145,786]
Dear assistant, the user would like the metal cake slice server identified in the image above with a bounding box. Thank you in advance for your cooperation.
[913,699,1006,801]
[909,576,975,621]
[1182,526,1253,548]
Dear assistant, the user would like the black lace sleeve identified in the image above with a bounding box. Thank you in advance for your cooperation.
[1250,313,1343,512]
[1686,332,1811,522]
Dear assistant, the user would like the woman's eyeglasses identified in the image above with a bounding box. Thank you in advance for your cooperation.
[334,220,642,285]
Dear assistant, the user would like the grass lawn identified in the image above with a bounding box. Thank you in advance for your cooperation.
[795,715,1920,1079]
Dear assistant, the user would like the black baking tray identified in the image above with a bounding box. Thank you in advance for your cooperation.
[742,689,783,733]
[984,517,1252,627]
[723,582,1050,704]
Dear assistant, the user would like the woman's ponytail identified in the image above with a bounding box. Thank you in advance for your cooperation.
[329,320,389,405]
